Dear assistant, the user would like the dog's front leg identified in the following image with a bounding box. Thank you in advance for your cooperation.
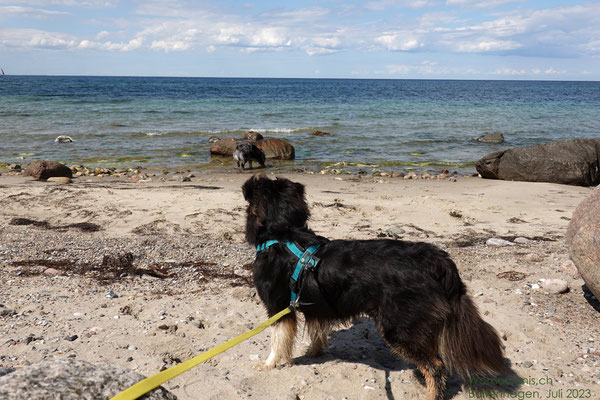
[256,314,297,370]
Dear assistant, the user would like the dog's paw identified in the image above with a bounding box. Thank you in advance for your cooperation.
[252,361,276,371]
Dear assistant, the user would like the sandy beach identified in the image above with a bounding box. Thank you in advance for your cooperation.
[1,171,599,400]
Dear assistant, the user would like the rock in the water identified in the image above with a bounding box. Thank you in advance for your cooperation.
[476,133,504,144]
[209,138,245,157]
[211,137,295,160]
[243,131,264,142]
[541,278,569,294]
[55,135,74,143]
[23,160,73,181]
[311,130,331,136]
[0,359,176,400]
[566,185,600,298]
[475,138,600,186]
[256,138,295,160]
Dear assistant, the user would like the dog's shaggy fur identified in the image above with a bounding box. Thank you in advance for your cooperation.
[243,174,507,400]
[233,143,265,170]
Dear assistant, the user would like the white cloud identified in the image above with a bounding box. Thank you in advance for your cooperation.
[384,60,440,74]
[446,0,525,8]
[0,1,118,8]
[78,37,142,51]
[375,33,423,51]
[492,66,568,76]
[0,5,69,18]
[365,0,438,10]
[455,39,521,52]
[150,40,189,52]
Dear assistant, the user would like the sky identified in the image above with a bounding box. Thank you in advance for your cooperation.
[1,0,599,80]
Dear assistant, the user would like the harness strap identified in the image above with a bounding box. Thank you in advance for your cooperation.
[255,240,321,305]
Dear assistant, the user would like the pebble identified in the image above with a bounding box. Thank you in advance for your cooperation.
[486,238,515,247]
[523,361,533,368]
[105,290,118,299]
[43,268,62,276]
[47,177,72,184]
[127,345,137,351]
[0,367,16,377]
[525,253,543,262]
[542,279,569,294]
[65,335,78,342]
[561,260,579,278]
[514,237,529,244]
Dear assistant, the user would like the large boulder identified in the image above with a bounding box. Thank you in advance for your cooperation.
[566,185,600,299]
[23,160,73,181]
[0,359,176,400]
[256,138,295,160]
[210,138,244,157]
[210,137,295,160]
[475,138,600,186]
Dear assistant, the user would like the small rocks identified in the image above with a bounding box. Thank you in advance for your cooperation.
[541,279,569,294]
[0,309,17,317]
[514,237,529,244]
[523,360,534,368]
[486,238,515,247]
[0,367,15,377]
[65,335,78,342]
[105,290,118,299]
[524,253,543,263]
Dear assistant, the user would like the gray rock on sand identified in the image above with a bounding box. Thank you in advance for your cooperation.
[476,133,504,144]
[0,358,177,400]
[486,238,515,247]
[475,138,600,186]
[23,160,73,181]
[47,176,72,184]
[541,279,569,294]
[566,185,600,299]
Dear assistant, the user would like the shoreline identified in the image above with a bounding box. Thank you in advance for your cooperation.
[1,172,599,399]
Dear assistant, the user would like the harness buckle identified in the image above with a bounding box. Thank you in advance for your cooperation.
[299,253,320,271]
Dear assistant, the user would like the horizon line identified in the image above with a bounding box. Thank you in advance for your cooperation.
[2,73,599,83]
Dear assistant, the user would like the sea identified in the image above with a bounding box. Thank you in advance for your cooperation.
[1,76,599,174]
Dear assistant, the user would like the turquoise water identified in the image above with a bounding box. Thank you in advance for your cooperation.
[1,76,599,172]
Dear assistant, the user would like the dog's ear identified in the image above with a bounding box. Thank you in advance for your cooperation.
[242,173,267,201]
[271,177,310,228]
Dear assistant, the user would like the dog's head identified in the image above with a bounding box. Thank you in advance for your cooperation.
[242,174,310,245]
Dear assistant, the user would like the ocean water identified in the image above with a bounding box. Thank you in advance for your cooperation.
[1,76,599,173]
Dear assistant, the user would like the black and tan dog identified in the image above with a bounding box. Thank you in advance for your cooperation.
[242,174,506,400]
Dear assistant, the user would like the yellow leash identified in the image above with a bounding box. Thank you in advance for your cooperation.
[110,306,293,400]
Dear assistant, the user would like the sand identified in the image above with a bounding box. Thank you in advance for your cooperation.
[0,171,599,400]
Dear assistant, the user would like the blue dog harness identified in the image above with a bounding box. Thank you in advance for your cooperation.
[256,240,321,306]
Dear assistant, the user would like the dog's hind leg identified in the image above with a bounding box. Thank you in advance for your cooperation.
[306,318,331,357]
[387,340,447,400]
[377,316,447,400]
[257,314,297,370]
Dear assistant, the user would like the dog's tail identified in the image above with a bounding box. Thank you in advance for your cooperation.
[439,265,506,379]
